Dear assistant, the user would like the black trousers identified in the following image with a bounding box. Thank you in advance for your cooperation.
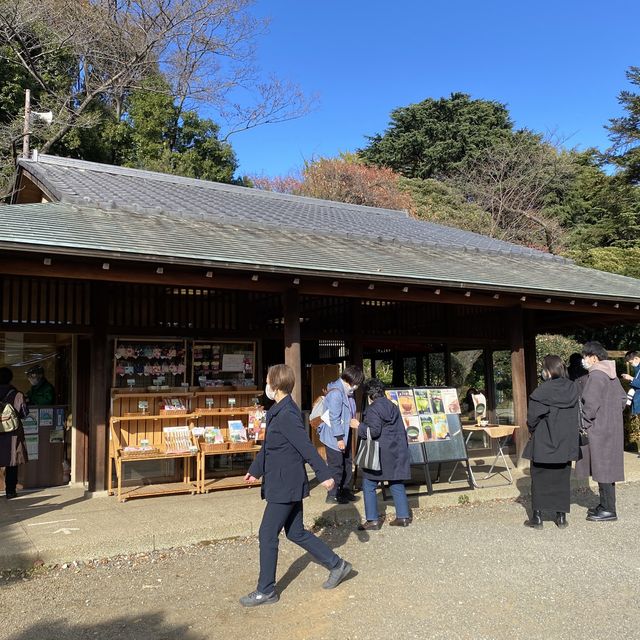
[325,444,353,497]
[257,501,340,594]
[4,466,17,494]
[598,482,616,513]
[530,462,572,512]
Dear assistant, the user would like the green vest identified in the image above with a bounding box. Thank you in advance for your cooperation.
[27,380,55,406]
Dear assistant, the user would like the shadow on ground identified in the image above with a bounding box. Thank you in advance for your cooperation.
[7,613,204,640]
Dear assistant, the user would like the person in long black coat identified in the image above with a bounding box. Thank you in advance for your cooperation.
[523,355,580,529]
[353,378,411,530]
[240,364,352,607]
[0,367,29,499]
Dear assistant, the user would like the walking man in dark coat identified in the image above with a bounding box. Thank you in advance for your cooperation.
[578,342,626,522]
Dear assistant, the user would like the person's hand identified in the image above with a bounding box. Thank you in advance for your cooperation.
[337,439,346,451]
[350,418,359,429]
[244,473,258,484]
[622,373,633,381]
[321,478,335,491]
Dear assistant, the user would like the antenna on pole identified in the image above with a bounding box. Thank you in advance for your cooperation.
[23,89,31,159]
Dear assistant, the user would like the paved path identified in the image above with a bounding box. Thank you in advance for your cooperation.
[2,480,639,640]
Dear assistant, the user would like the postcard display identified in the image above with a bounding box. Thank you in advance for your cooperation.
[383,387,474,494]
[108,338,263,501]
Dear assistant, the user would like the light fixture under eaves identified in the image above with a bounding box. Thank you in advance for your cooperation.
[332,281,339,288]
[368,283,375,290]
[592,301,598,307]
[614,303,620,309]
[464,291,471,297]
[569,300,576,305]
[520,296,526,302]
[493,293,500,299]
[43,257,52,266]
[205,271,213,278]
[434,288,441,295]
[102,262,110,270]
[156,267,164,274]
[402,286,409,293]
[545,298,551,303]
[293,277,300,285]
[251,274,259,282]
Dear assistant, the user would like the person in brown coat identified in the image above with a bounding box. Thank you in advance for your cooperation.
[0,367,29,499]
[576,342,626,522]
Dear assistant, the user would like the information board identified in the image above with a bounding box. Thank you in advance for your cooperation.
[383,387,473,494]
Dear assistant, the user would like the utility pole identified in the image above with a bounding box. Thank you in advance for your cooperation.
[23,89,31,159]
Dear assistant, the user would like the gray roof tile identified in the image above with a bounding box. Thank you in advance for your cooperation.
[3,201,640,301]
[18,155,560,260]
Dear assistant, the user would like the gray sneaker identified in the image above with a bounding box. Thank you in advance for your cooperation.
[322,559,352,589]
[239,590,279,607]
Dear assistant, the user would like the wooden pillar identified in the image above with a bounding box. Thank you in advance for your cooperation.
[350,299,364,370]
[391,351,405,386]
[510,306,528,465]
[88,282,109,492]
[283,289,302,407]
[524,310,538,397]
[416,354,425,387]
[483,348,496,419]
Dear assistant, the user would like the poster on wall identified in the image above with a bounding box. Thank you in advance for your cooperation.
[22,409,39,435]
[25,435,38,460]
[38,407,54,427]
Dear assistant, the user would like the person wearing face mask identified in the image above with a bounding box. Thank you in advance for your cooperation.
[318,365,364,504]
[577,341,626,522]
[621,351,640,415]
[25,365,55,406]
[240,364,352,607]
[523,355,580,529]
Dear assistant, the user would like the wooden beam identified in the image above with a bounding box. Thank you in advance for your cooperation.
[88,283,109,492]
[510,306,529,466]
[283,289,302,407]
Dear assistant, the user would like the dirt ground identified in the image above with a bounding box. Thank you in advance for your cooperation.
[2,482,639,640]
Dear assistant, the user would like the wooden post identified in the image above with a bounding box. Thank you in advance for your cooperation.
[283,288,302,407]
[88,282,109,491]
[510,306,528,465]
[483,348,496,419]
[524,310,538,397]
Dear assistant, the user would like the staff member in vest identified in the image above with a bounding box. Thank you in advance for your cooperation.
[354,378,411,530]
[523,355,580,529]
[319,365,364,504]
[621,351,640,415]
[240,364,352,607]
[25,365,55,406]
[578,341,626,522]
[0,367,29,499]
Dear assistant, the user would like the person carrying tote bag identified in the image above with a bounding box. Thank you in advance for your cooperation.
[352,378,411,530]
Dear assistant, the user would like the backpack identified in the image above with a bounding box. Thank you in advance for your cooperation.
[309,388,340,430]
[0,389,20,433]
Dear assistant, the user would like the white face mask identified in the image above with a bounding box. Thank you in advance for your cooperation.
[265,383,276,401]
[541,370,550,381]
[582,358,592,370]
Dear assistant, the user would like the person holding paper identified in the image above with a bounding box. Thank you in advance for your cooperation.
[0,367,29,499]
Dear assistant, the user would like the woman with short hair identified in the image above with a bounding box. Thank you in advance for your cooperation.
[353,378,411,530]
[523,355,580,529]
[240,364,352,607]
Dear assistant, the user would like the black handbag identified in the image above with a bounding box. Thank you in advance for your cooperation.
[355,427,381,471]
[577,403,589,446]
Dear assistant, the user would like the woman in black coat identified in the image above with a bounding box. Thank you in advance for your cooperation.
[523,355,580,529]
[354,378,411,530]
[240,364,351,607]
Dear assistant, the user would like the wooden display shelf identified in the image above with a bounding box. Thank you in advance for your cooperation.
[113,413,199,422]
[112,390,193,398]
[201,474,262,493]
[118,448,197,461]
[193,389,258,396]
[117,481,199,501]
[195,407,254,416]
[200,444,261,456]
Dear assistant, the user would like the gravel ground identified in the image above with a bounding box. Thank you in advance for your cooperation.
[2,483,639,640]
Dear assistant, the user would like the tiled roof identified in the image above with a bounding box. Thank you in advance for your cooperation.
[3,201,640,301]
[17,154,560,260]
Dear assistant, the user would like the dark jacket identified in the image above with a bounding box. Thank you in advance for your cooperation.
[248,394,332,503]
[358,396,410,481]
[523,377,580,464]
[0,385,29,468]
[26,379,55,406]
[628,363,640,415]
[578,360,626,483]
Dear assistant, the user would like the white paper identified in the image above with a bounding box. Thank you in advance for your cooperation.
[25,435,39,460]
[222,353,244,372]
[23,409,39,435]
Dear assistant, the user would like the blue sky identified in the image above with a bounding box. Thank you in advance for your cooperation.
[228,1,640,178]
